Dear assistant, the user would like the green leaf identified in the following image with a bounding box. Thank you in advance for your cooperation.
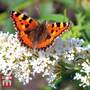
[58,0,75,6]
[40,14,69,22]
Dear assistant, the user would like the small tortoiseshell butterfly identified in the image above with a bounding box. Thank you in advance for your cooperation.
[10,11,72,49]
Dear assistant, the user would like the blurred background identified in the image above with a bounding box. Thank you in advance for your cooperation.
[0,0,90,90]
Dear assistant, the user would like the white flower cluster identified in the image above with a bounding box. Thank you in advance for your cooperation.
[45,38,90,88]
[0,32,90,88]
[0,32,57,85]
[0,32,32,84]
[31,51,56,75]
[74,59,90,87]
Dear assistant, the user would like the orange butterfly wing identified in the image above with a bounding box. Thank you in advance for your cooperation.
[10,11,39,48]
[10,11,39,31]
[34,22,72,49]
[10,11,72,49]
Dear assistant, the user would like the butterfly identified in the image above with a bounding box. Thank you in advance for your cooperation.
[10,11,72,49]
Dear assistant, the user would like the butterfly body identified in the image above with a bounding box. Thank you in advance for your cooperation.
[10,11,72,49]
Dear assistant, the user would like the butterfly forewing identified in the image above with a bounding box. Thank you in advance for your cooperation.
[10,11,39,31]
[47,22,72,38]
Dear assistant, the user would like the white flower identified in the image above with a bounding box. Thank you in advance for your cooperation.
[81,60,90,75]
[0,31,90,88]
[74,59,90,87]
[31,51,56,75]
[0,32,32,84]
[64,49,75,62]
